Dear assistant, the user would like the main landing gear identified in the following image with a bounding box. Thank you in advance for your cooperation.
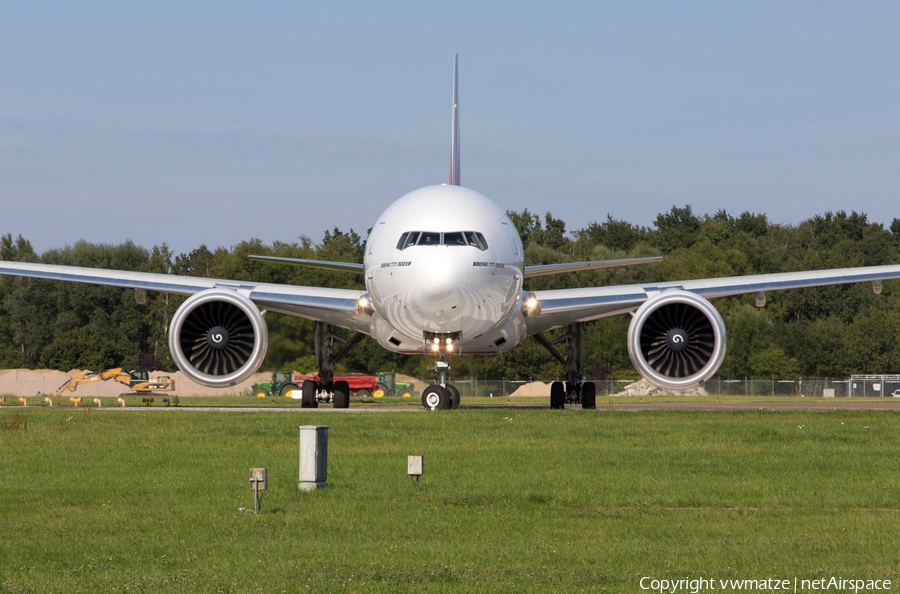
[534,322,596,410]
[301,322,365,409]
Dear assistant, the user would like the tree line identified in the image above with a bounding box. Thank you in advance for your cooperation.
[2,206,899,380]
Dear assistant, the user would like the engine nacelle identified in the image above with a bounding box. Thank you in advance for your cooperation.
[169,289,268,388]
[626,290,726,391]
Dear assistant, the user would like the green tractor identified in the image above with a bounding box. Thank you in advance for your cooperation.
[374,371,417,398]
[251,371,299,397]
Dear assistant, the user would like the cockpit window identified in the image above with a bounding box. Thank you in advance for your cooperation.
[468,231,488,250]
[397,231,488,250]
[418,231,441,246]
[401,232,419,249]
[443,232,466,246]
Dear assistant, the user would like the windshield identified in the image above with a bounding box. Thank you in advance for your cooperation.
[396,231,488,251]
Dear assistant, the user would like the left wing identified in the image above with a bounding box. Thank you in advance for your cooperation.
[0,260,370,333]
[247,255,364,273]
[526,264,900,335]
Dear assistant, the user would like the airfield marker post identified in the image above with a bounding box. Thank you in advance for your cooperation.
[249,468,267,515]
[299,426,328,491]
[408,455,423,487]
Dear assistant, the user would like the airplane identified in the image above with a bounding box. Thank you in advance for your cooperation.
[3,55,900,411]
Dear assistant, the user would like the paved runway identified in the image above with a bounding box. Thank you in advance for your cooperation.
[600,400,900,411]
[11,400,900,412]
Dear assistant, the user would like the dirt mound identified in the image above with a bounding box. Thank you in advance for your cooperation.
[0,369,71,396]
[614,378,708,396]
[395,374,429,395]
[509,381,550,397]
[0,368,272,397]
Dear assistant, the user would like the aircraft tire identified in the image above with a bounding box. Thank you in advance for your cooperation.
[301,380,318,408]
[421,385,449,410]
[447,384,460,409]
[581,382,596,409]
[333,381,350,409]
[550,381,565,409]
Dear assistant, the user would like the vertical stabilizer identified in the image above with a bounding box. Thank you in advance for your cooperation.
[449,54,460,186]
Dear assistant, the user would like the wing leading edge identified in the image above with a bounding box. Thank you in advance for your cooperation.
[526,264,900,335]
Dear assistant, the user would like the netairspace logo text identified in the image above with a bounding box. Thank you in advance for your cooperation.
[640,576,891,593]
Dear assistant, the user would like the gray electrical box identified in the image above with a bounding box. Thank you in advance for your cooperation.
[249,467,267,491]
[299,425,328,491]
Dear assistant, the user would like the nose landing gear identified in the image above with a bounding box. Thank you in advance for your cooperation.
[422,345,461,410]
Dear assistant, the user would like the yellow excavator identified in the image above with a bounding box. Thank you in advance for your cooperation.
[48,368,175,397]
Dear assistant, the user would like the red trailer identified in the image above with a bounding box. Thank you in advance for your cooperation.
[292,373,379,398]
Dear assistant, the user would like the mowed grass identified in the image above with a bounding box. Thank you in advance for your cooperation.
[2,408,900,593]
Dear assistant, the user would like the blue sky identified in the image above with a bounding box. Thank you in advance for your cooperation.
[2,2,898,254]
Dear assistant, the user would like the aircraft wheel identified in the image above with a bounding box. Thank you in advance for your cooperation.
[301,380,318,408]
[280,383,298,396]
[550,381,565,409]
[447,384,460,409]
[356,388,373,398]
[581,382,596,409]
[421,385,449,410]
[333,381,350,409]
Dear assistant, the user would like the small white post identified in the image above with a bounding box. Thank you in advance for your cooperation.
[408,455,423,487]
[299,426,328,491]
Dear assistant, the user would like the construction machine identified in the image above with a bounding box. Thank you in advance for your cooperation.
[48,368,175,397]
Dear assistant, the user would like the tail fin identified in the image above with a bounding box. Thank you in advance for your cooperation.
[449,54,460,186]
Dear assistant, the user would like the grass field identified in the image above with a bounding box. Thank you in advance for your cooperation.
[3,407,900,593]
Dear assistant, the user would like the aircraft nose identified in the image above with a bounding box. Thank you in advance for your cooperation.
[415,250,468,302]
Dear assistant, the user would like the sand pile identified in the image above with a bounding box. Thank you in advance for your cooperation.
[614,378,708,396]
[0,368,272,397]
[395,374,429,395]
[0,369,72,396]
[509,381,551,397]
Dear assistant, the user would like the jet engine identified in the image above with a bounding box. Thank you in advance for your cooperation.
[626,290,726,390]
[169,289,268,388]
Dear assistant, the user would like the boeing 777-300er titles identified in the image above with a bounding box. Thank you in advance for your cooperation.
[3,55,900,410]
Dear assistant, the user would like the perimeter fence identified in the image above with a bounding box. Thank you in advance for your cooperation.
[450,376,900,398]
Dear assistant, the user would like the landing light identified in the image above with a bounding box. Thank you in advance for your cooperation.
[356,294,374,314]
[431,343,440,352]
[522,293,541,316]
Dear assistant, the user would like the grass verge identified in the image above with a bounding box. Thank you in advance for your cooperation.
[2,408,899,592]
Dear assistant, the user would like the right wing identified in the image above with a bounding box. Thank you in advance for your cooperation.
[526,264,900,335]
[0,260,371,333]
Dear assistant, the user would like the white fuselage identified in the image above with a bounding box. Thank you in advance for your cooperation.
[363,185,526,354]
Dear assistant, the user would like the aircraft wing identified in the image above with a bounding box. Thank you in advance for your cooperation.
[0,260,371,333]
[523,256,662,278]
[525,264,900,335]
[247,255,364,273]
